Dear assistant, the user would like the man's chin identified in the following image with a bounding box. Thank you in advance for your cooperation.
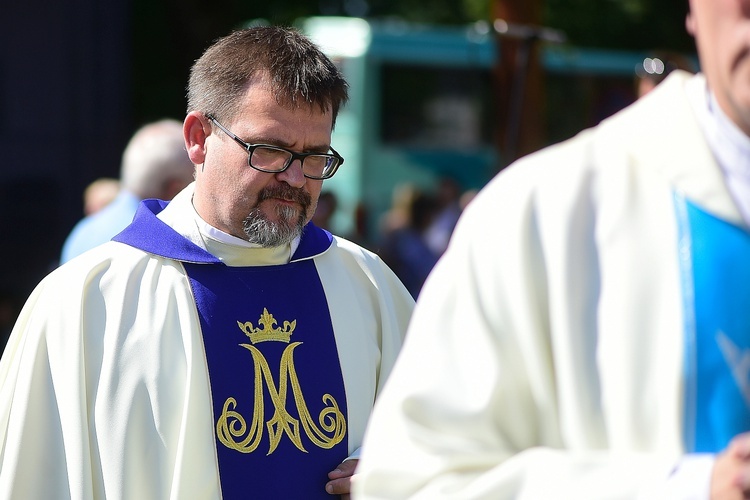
[265,200,305,218]
[266,214,304,231]
[243,210,306,247]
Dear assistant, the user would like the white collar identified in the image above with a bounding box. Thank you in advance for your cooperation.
[157,183,301,266]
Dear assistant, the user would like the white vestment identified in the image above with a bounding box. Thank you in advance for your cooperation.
[354,72,747,499]
[0,184,413,499]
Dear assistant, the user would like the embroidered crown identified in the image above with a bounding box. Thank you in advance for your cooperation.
[238,308,296,344]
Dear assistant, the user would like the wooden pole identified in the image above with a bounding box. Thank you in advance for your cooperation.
[492,0,547,168]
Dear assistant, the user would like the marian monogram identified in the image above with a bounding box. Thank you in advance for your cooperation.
[215,308,347,455]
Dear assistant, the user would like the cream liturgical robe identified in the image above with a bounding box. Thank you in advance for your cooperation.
[0,184,413,499]
[354,71,750,499]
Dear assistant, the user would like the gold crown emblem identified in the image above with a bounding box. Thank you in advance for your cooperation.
[238,308,296,344]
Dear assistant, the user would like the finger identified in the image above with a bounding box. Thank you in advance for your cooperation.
[328,458,358,479]
[732,469,750,493]
[730,433,750,459]
[325,476,352,496]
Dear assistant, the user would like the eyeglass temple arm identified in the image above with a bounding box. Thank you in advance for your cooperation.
[206,114,250,150]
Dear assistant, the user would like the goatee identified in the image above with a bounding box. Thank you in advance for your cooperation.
[242,185,311,247]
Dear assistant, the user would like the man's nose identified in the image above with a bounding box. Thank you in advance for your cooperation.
[276,158,306,188]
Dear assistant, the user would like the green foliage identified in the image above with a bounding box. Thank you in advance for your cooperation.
[543,0,694,51]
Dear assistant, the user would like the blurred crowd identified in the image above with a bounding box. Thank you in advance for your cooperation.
[315,176,477,299]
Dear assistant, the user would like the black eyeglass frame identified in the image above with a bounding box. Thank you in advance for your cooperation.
[206,114,344,180]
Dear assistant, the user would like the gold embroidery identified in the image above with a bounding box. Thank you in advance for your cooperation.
[216,397,263,453]
[237,307,296,344]
[216,309,346,455]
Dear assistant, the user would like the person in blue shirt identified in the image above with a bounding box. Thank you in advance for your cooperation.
[60,119,195,264]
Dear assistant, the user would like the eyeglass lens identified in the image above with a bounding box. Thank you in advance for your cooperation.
[250,146,337,178]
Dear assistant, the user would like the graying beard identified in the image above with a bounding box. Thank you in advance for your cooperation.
[242,204,305,247]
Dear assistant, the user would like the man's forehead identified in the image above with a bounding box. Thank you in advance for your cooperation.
[230,76,333,122]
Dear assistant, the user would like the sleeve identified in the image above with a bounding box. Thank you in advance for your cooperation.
[369,252,415,396]
[320,238,415,458]
[0,273,96,499]
[353,158,696,499]
[0,249,220,500]
[637,455,714,500]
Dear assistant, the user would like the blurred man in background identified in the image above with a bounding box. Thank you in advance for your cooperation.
[60,118,195,264]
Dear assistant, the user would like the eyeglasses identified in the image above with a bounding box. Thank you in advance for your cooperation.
[206,114,344,180]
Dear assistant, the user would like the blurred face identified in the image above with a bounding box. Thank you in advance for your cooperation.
[688,0,750,135]
[189,82,332,247]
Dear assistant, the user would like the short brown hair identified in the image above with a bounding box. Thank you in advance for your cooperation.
[187,26,349,127]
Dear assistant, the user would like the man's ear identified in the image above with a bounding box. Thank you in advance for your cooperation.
[685,12,697,36]
[184,112,209,165]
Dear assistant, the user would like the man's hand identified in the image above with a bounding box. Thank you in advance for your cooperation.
[326,458,358,499]
[711,432,750,499]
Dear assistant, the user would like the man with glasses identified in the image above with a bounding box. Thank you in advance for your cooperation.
[0,26,413,499]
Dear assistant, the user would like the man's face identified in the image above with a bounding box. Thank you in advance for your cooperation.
[193,83,332,246]
[689,0,750,135]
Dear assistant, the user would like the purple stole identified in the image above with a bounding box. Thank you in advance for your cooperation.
[114,200,349,499]
[675,194,750,452]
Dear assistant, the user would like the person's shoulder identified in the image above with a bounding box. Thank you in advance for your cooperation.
[60,213,110,264]
[39,240,190,322]
[58,239,181,283]
[329,234,380,261]
[325,234,400,278]
[324,234,415,305]
[60,192,145,264]
[598,70,695,133]
[88,191,141,227]
[476,124,598,204]
[488,72,698,195]
[18,241,191,349]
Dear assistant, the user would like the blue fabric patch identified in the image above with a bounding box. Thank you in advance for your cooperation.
[112,199,220,263]
[186,261,349,499]
[676,195,750,453]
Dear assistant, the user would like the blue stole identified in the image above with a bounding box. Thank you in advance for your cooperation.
[675,194,750,453]
[114,200,349,499]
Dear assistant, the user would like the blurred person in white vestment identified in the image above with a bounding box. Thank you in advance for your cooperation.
[354,1,750,498]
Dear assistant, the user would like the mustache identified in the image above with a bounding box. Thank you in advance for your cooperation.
[257,185,311,208]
